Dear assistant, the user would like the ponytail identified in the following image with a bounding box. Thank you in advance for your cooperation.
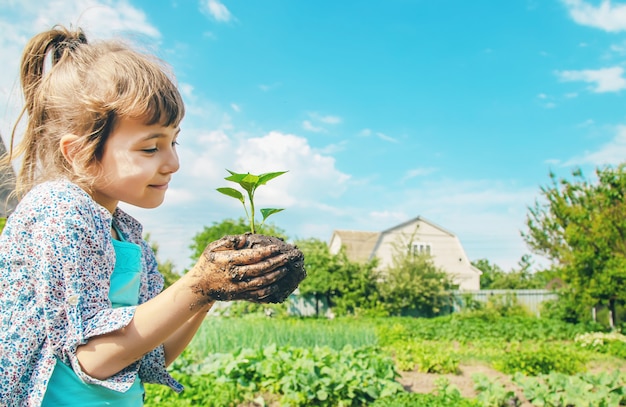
[5,24,184,200]
[8,26,88,198]
[20,26,87,116]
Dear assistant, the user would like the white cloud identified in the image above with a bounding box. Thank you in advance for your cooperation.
[0,0,160,144]
[125,126,351,269]
[562,0,626,32]
[369,210,408,225]
[563,124,626,166]
[319,115,342,125]
[302,120,325,133]
[397,179,542,270]
[402,167,438,181]
[557,66,626,92]
[201,0,233,22]
[376,132,398,143]
[230,103,241,113]
[258,83,281,92]
[308,112,342,125]
[231,131,351,204]
[302,112,342,133]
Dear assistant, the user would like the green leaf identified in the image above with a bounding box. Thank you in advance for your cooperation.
[225,170,259,195]
[258,171,288,186]
[216,187,245,204]
[261,208,284,222]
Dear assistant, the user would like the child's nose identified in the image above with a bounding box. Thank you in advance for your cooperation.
[162,149,180,174]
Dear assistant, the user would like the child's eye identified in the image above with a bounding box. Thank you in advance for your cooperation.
[142,147,158,153]
[172,140,179,147]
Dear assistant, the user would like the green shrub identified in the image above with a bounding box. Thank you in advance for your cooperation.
[144,372,243,407]
[370,392,481,407]
[472,373,519,407]
[372,378,481,407]
[494,343,587,376]
[513,370,626,407]
[575,331,626,359]
[392,341,459,374]
[155,344,404,407]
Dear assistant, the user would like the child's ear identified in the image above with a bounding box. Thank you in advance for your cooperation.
[59,134,80,164]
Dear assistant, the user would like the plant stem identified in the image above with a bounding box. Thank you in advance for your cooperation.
[248,190,256,234]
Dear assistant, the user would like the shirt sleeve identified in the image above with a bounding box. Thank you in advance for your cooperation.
[32,188,139,392]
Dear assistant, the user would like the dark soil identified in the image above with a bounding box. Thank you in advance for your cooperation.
[242,234,306,304]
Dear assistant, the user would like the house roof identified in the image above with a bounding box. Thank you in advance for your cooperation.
[370,215,456,257]
[380,215,455,237]
[331,230,380,263]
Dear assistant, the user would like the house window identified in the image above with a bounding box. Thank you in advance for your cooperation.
[410,242,431,256]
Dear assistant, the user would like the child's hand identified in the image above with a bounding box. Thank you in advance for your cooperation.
[188,234,292,303]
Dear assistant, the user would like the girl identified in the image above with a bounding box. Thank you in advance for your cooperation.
[0,25,295,406]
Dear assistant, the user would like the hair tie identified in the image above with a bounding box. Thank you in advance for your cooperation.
[52,32,88,63]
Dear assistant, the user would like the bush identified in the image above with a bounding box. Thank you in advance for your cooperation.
[392,341,459,374]
[494,343,587,376]
[372,378,481,407]
[371,392,481,407]
[575,331,626,359]
[144,372,242,407]
[148,344,404,407]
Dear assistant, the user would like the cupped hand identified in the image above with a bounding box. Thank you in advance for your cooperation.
[187,234,291,303]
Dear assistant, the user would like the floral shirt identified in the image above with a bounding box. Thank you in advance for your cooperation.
[0,179,182,406]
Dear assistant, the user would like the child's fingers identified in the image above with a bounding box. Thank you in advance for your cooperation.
[240,269,290,300]
[205,234,247,252]
[214,245,284,267]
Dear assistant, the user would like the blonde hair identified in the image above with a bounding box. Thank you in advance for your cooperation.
[1,25,185,200]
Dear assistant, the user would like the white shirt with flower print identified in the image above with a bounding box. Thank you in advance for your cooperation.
[0,179,182,406]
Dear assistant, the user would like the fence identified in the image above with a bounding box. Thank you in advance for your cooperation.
[287,289,559,318]
[452,289,558,316]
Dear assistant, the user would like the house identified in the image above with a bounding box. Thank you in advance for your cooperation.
[329,216,481,291]
[0,134,17,218]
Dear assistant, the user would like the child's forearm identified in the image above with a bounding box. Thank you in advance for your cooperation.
[75,271,205,380]
[162,301,214,366]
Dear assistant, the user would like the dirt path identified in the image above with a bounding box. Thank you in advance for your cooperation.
[398,363,531,406]
[398,358,626,406]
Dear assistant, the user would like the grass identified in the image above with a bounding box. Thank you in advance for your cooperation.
[188,315,379,355]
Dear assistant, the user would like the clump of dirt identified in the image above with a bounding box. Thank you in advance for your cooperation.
[242,233,306,303]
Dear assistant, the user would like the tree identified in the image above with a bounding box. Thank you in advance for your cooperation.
[378,250,453,317]
[377,229,454,317]
[523,165,626,326]
[472,258,506,289]
[295,238,381,316]
[188,217,287,263]
[472,255,544,290]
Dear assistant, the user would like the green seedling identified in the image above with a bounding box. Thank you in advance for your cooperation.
[217,169,287,234]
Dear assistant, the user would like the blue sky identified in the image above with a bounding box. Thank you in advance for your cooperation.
[1,0,626,272]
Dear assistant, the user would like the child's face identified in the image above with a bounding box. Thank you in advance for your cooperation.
[90,117,180,213]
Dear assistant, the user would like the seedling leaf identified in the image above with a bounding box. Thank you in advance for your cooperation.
[216,187,244,204]
[218,169,287,233]
[261,208,284,222]
[258,171,288,186]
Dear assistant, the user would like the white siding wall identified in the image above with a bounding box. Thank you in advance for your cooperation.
[375,220,480,291]
[328,234,343,254]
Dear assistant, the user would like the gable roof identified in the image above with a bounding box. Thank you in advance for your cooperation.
[331,230,380,263]
[370,215,456,257]
[381,215,455,237]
